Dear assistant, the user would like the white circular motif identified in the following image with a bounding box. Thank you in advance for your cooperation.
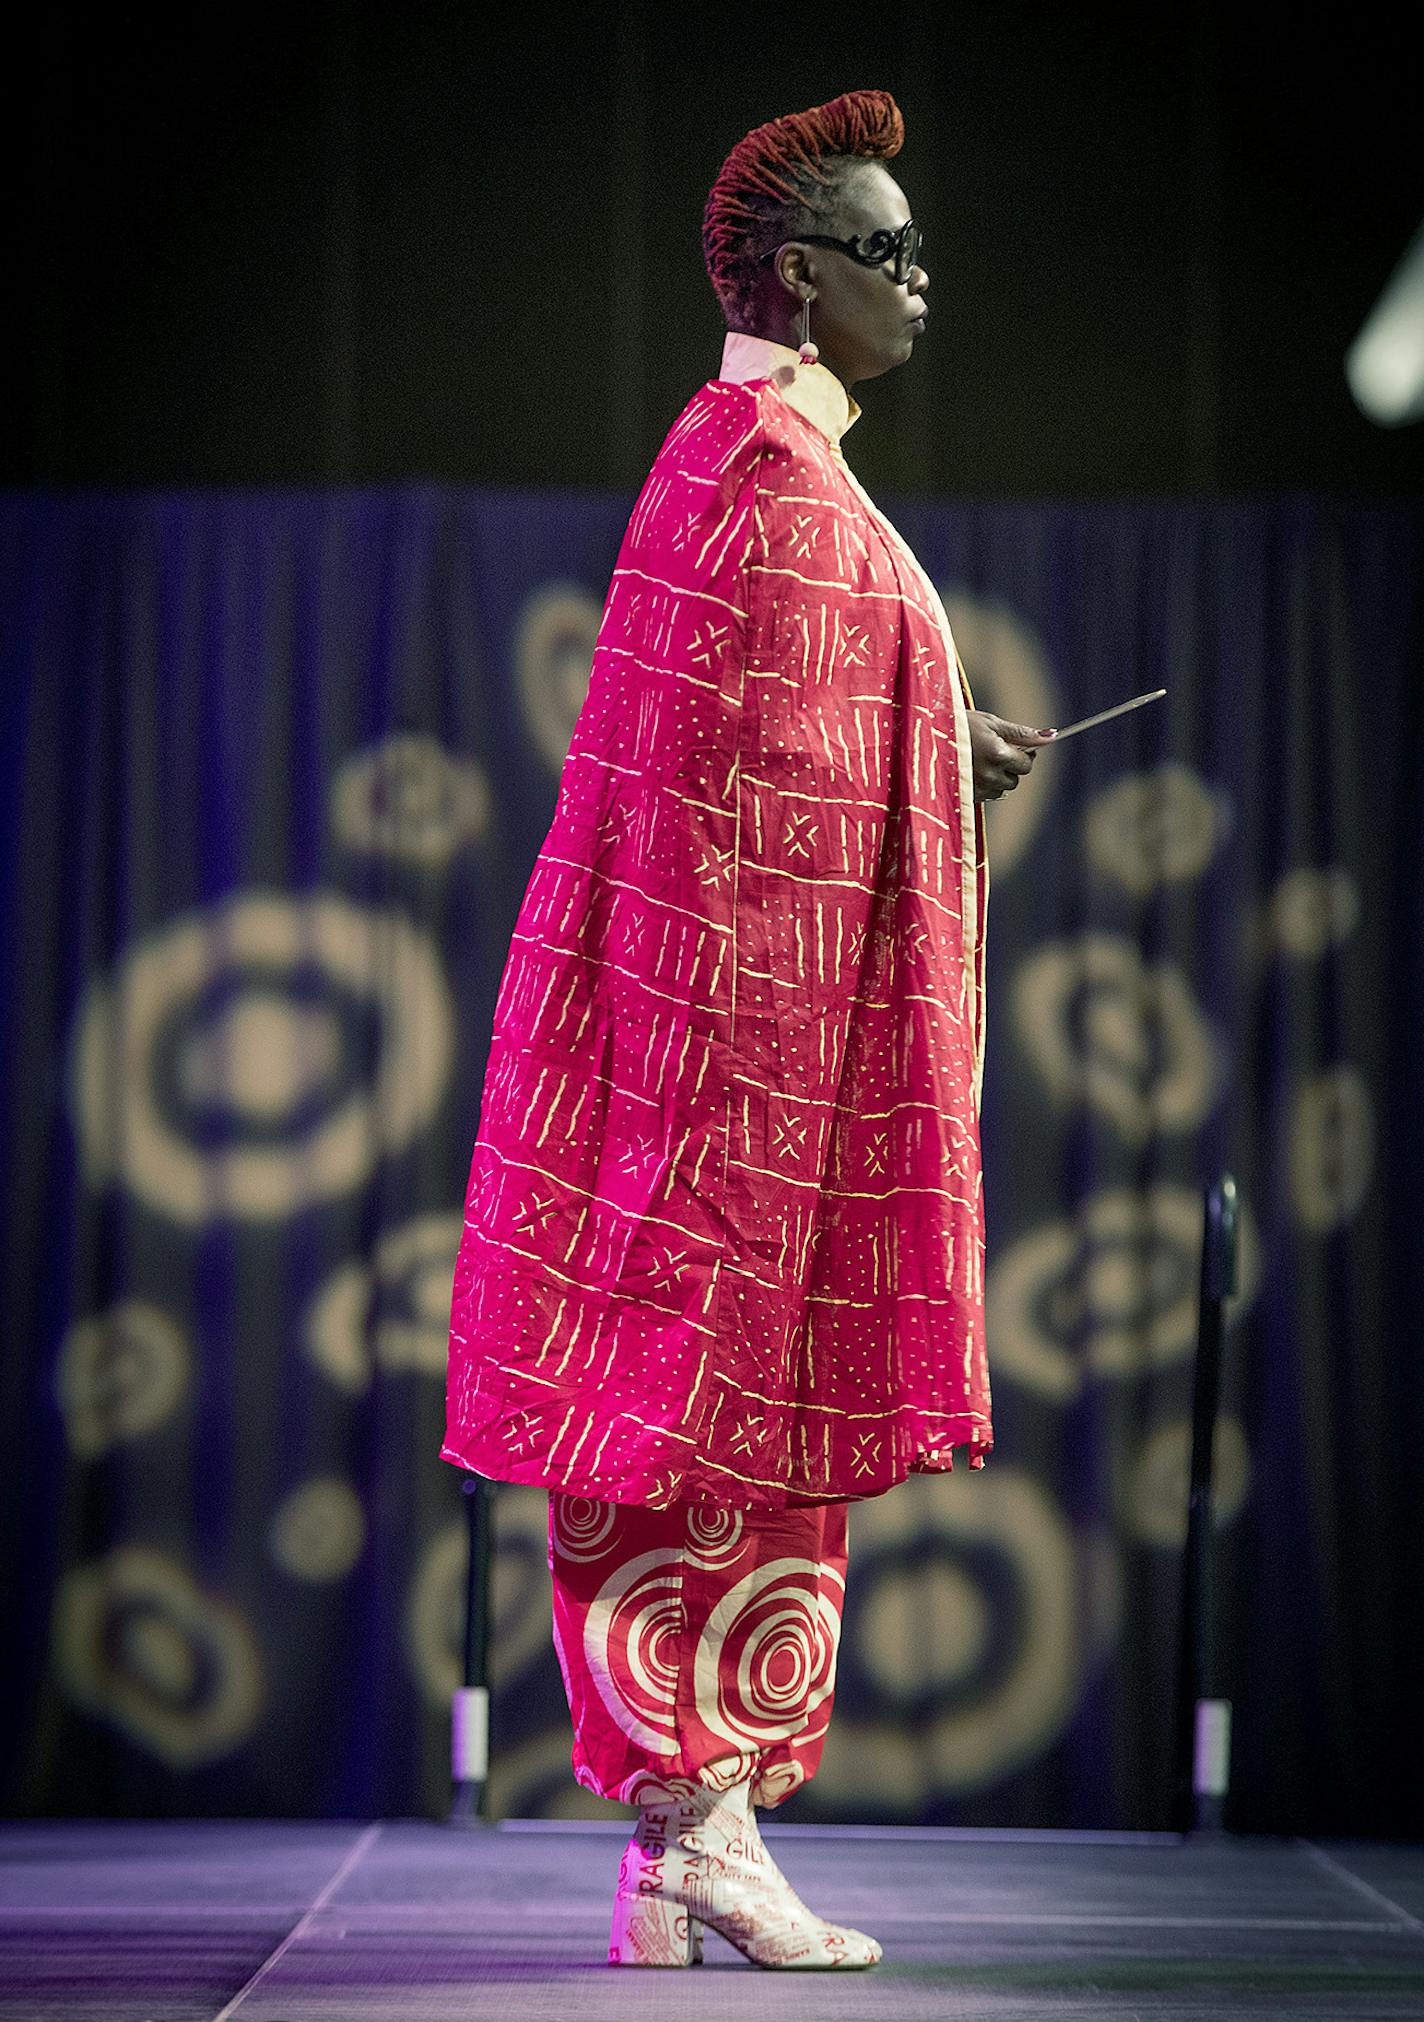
[816,1469,1087,1800]
[584,1550,686,1752]
[986,1183,1262,1404]
[69,891,453,1224]
[698,1748,760,1793]
[53,1547,263,1768]
[859,1560,992,1697]
[753,1759,807,1806]
[54,1300,190,1458]
[1082,765,1229,896]
[305,1212,462,1395]
[1269,867,1360,959]
[268,1477,367,1582]
[514,582,604,774]
[684,1506,745,1569]
[693,1558,844,1752]
[329,733,491,866]
[1011,932,1222,1144]
[1289,1064,1375,1232]
[551,1496,618,1563]
[405,1489,555,1707]
[1118,1415,1253,1548]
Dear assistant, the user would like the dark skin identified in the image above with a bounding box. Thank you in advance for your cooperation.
[750,161,1057,802]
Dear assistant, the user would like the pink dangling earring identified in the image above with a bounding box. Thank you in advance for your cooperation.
[798,293,819,366]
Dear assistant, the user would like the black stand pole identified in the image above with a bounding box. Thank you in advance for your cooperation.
[1173,1175,1238,1835]
[448,1473,497,1828]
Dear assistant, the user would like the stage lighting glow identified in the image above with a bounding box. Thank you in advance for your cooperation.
[1346,216,1424,425]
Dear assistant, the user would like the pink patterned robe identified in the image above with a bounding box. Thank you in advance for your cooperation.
[443,331,991,1511]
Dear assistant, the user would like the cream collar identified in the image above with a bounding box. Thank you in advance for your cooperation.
[718,330,862,449]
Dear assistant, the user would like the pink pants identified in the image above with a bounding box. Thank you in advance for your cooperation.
[547,1492,849,1808]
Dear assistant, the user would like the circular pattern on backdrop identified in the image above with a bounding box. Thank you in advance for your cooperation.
[304,1212,463,1395]
[550,1496,619,1563]
[685,1506,745,1570]
[1011,931,1221,1144]
[583,1550,687,1753]
[1289,1064,1376,1232]
[53,1547,263,1767]
[329,733,491,867]
[1269,866,1361,960]
[268,1477,367,1582]
[405,1488,555,1708]
[1117,1415,1253,1548]
[937,591,1062,879]
[69,891,454,1225]
[858,1558,993,1698]
[812,1469,1085,1803]
[986,1183,1262,1404]
[1081,764,1230,897]
[692,1558,843,1753]
[54,1300,190,1458]
[514,582,604,774]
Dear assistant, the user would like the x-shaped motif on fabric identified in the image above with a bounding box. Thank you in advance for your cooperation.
[694,843,736,892]
[782,810,819,861]
[687,621,731,669]
[771,1112,810,1160]
[513,1191,558,1237]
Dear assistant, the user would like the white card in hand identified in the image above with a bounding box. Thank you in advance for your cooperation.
[1049,688,1167,740]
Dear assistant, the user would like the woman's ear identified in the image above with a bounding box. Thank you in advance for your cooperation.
[774,244,810,300]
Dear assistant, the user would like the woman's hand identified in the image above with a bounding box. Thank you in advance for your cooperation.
[967,711,1057,801]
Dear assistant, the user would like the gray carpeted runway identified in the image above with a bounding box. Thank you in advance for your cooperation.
[2,1819,1422,2020]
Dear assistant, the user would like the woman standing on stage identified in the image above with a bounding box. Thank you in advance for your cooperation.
[443,88,1053,1969]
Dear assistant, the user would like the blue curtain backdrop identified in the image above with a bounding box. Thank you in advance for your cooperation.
[2,484,1420,1832]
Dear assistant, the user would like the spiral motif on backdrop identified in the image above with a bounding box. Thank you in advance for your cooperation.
[583,1549,687,1753]
[268,1477,367,1583]
[1268,865,1361,960]
[1081,765,1230,897]
[685,1505,745,1569]
[53,1547,263,1768]
[54,1300,190,1458]
[1117,1414,1253,1548]
[405,1489,555,1707]
[304,1212,463,1395]
[514,582,604,774]
[812,1470,1094,1804]
[329,733,491,867]
[551,1496,619,1563]
[693,1558,844,1752]
[986,1182,1262,1404]
[1289,1064,1376,1232]
[68,891,453,1224]
[1011,932,1221,1144]
[937,590,1062,878]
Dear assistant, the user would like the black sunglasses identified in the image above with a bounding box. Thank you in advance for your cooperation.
[760,219,923,286]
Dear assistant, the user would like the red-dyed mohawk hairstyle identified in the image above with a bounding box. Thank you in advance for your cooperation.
[703,89,904,329]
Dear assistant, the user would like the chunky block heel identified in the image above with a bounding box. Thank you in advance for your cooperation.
[606,1775,880,1970]
[608,1886,704,1966]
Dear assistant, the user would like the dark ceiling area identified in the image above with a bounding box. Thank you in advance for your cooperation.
[5,0,1422,499]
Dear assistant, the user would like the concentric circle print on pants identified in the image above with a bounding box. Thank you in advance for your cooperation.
[550,1495,619,1563]
[69,891,453,1224]
[583,1549,687,1753]
[693,1557,844,1753]
[684,1506,745,1570]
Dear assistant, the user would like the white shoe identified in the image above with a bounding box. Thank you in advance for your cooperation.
[608,1775,882,1969]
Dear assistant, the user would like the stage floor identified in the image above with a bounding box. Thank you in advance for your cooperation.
[2,1820,1423,2020]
